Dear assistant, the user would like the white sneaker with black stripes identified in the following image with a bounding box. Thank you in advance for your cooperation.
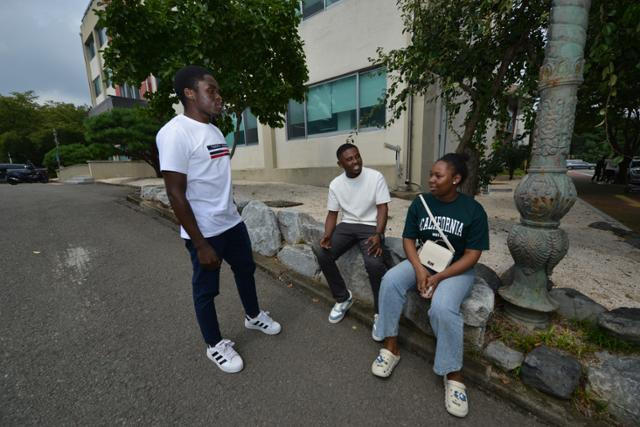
[244,310,282,335]
[207,339,244,373]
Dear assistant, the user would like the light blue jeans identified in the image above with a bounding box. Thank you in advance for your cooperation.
[377,260,475,376]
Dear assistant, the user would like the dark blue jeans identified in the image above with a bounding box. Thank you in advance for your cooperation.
[185,222,260,346]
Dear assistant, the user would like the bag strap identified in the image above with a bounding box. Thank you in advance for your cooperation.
[418,194,455,253]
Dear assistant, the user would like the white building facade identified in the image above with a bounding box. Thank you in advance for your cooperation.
[229,0,461,190]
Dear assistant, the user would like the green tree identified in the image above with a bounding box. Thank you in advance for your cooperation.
[98,0,308,158]
[375,0,550,194]
[84,108,163,176]
[0,92,88,165]
[42,143,114,171]
[575,0,640,182]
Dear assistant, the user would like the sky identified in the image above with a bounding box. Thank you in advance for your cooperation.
[0,0,92,106]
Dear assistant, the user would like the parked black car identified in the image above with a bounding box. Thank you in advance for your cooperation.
[0,163,48,184]
[626,158,640,192]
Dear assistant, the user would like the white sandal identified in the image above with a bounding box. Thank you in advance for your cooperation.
[371,349,400,378]
[444,378,469,417]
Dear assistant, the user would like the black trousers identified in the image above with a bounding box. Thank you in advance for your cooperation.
[185,222,260,346]
[312,222,388,313]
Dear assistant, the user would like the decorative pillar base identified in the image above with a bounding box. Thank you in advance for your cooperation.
[503,301,552,330]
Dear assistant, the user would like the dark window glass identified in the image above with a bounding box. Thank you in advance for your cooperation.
[244,109,259,145]
[307,75,356,136]
[93,76,102,97]
[97,27,108,47]
[287,99,306,139]
[303,0,324,18]
[359,69,386,128]
[85,34,95,59]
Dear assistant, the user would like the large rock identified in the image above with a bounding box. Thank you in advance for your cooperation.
[461,278,494,327]
[520,346,581,400]
[241,201,281,256]
[587,352,640,425]
[154,189,170,207]
[598,308,640,345]
[301,221,324,246]
[385,237,406,266]
[277,210,317,245]
[484,340,524,371]
[335,246,372,304]
[475,263,502,292]
[402,276,495,345]
[403,291,434,336]
[277,244,320,278]
[140,185,163,200]
[550,288,606,323]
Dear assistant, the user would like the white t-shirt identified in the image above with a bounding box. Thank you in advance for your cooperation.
[327,167,391,226]
[156,114,242,239]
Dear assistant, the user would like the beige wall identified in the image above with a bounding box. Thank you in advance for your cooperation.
[299,0,406,84]
[57,164,90,180]
[87,161,156,179]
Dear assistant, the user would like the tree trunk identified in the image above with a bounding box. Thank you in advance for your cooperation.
[229,112,243,159]
[456,102,483,196]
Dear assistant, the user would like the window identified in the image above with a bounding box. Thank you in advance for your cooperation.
[97,27,108,47]
[287,99,306,139]
[105,69,113,88]
[287,68,386,139]
[301,0,342,19]
[93,75,102,97]
[359,69,386,128]
[121,83,140,99]
[225,109,259,146]
[307,75,356,135]
[85,34,95,59]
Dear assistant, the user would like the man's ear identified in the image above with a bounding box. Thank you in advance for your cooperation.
[184,87,195,101]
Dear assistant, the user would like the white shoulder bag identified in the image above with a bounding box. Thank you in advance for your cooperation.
[417,194,455,272]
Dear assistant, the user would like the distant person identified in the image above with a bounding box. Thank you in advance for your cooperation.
[155,65,281,374]
[312,143,391,341]
[592,156,606,182]
[604,158,617,183]
[370,153,489,418]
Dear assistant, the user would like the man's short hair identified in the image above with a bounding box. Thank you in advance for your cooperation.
[336,143,358,160]
[173,65,212,105]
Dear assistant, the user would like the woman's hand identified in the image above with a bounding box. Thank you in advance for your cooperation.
[422,273,443,299]
[415,265,431,298]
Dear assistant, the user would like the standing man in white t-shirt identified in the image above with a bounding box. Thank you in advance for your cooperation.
[156,65,281,374]
[312,143,391,341]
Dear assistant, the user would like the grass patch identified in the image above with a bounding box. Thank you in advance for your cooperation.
[570,319,640,354]
[487,313,640,359]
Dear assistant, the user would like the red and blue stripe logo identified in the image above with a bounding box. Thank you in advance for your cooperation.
[207,143,229,160]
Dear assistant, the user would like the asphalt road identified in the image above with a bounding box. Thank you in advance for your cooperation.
[568,169,640,233]
[0,183,544,426]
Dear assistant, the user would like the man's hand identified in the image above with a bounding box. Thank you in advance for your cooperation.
[319,234,332,249]
[366,234,383,257]
[196,241,222,270]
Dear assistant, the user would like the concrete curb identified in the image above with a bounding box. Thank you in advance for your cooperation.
[125,192,600,427]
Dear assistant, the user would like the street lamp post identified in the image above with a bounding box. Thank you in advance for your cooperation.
[53,128,62,170]
[498,0,592,328]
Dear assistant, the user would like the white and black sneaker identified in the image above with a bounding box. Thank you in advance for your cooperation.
[244,310,282,335]
[206,339,244,373]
